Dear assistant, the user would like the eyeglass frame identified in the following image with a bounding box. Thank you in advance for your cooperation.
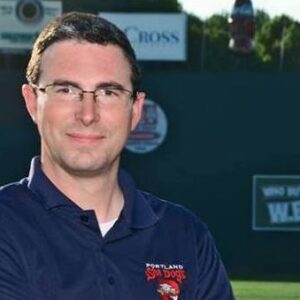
[30,82,137,103]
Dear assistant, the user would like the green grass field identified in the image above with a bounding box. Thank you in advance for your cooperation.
[231,281,300,300]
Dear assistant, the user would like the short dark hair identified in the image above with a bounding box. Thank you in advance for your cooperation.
[26,12,141,93]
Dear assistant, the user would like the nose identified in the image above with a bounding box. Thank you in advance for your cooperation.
[75,92,99,126]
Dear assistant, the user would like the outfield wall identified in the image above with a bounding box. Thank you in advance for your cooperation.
[1,70,300,277]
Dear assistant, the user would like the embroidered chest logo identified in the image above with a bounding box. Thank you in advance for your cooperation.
[145,263,187,300]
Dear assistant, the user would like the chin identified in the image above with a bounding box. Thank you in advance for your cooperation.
[62,162,104,177]
[61,154,116,176]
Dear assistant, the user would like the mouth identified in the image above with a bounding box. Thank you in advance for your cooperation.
[67,132,105,143]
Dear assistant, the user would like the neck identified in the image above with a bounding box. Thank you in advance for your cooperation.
[41,158,124,224]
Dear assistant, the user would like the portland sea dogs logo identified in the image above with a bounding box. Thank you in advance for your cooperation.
[145,263,187,300]
[157,279,180,300]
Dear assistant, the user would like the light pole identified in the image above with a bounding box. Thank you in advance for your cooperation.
[279,25,286,72]
[200,20,207,71]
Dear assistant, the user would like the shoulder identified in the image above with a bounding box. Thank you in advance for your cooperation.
[139,190,209,234]
[0,178,29,202]
[0,179,32,218]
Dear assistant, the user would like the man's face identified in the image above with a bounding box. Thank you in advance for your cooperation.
[22,40,144,177]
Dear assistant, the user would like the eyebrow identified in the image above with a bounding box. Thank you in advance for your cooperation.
[50,79,130,91]
[50,79,79,88]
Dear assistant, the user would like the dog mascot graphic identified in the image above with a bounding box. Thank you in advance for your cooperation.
[157,279,180,300]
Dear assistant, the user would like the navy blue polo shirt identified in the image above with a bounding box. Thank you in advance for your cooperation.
[0,157,234,299]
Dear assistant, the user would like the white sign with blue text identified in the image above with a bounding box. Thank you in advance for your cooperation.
[99,13,187,61]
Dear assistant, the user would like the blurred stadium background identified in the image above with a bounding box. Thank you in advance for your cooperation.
[1,0,300,298]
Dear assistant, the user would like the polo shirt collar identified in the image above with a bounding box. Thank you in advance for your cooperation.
[27,157,158,229]
[118,168,159,229]
[28,157,73,209]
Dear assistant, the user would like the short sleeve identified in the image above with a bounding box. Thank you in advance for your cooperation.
[0,218,33,300]
[195,229,235,300]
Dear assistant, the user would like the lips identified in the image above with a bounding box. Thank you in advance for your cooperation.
[67,132,105,143]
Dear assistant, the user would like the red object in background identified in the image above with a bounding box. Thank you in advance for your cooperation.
[228,0,255,54]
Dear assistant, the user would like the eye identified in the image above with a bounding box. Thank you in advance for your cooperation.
[53,85,75,94]
[102,88,121,97]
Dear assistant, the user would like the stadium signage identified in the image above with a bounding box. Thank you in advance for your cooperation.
[99,13,187,61]
[125,99,168,154]
[0,0,62,51]
[253,175,300,231]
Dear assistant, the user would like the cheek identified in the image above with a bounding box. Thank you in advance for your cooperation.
[36,103,67,135]
[104,108,134,132]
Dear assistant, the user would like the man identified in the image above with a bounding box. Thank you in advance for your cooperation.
[0,12,235,299]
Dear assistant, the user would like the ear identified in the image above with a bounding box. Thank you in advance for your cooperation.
[131,92,145,131]
[22,84,38,123]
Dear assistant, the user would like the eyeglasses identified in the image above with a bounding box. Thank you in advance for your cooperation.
[31,83,135,104]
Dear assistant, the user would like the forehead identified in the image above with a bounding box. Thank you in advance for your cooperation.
[39,40,132,86]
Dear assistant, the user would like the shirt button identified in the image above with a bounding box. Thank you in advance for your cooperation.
[107,276,115,285]
[80,215,89,223]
